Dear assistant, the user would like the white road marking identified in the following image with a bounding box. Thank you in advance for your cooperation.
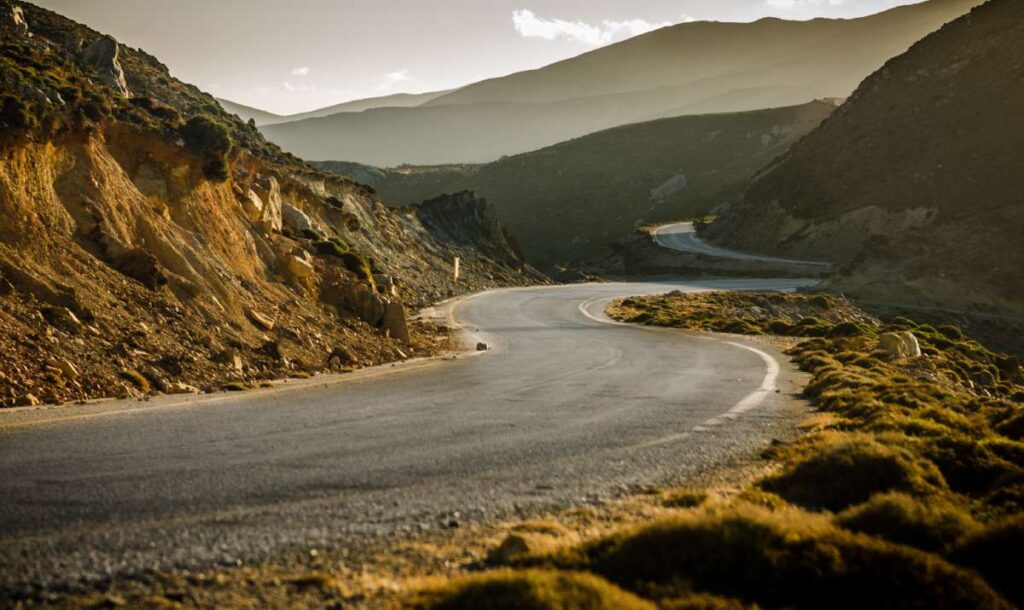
[577,295,782,449]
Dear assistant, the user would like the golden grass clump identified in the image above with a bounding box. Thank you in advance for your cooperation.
[836,491,978,552]
[403,569,656,610]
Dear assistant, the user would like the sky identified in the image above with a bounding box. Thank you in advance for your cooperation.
[33,0,926,115]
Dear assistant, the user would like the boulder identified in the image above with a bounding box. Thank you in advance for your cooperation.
[53,358,79,380]
[282,203,318,235]
[80,35,129,98]
[15,393,41,407]
[246,308,275,331]
[257,177,284,233]
[164,382,199,395]
[241,190,264,222]
[347,283,386,326]
[878,331,922,360]
[382,301,410,343]
[1,2,29,36]
[284,254,314,280]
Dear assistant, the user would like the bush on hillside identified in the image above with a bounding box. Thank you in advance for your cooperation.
[179,115,232,181]
[950,514,1024,607]
[835,492,977,552]
[403,569,655,610]
[551,506,1010,610]
[760,434,947,511]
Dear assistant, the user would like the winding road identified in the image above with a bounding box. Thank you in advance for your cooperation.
[654,222,833,270]
[0,279,813,594]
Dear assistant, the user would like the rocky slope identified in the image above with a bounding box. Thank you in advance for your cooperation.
[262,0,978,166]
[317,101,836,269]
[705,0,1023,317]
[0,1,542,408]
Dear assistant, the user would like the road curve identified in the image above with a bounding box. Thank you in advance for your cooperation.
[0,280,813,594]
[654,222,833,270]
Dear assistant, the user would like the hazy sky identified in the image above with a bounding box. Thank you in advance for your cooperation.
[33,0,926,115]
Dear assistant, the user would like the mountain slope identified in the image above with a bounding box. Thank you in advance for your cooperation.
[317,101,836,267]
[216,97,285,126]
[705,0,1024,315]
[262,0,979,166]
[0,0,539,407]
[217,90,452,128]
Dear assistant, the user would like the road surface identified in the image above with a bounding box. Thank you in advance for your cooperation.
[654,222,833,270]
[0,280,813,594]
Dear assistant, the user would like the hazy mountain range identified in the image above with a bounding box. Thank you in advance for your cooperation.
[317,100,837,267]
[233,0,980,166]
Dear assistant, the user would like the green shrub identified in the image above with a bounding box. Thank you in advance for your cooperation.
[179,115,233,181]
[951,514,1024,607]
[761,435,948,511]
[404,569,656,610]
[922,434,1023,497]
[341,250,373,283]
[301,228,324,241]
[836,492,977,552]
[0,94,36,131]
[554,507,1009,610]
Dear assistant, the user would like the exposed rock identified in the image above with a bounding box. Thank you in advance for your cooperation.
[344,283,386,326]
[283,253,314,281]
[241,190,264,222]
[257,177,284,233]
[382,301,410,343]
[1,2,29,36]
[164,382,199,395]
[476,342,489,351]
[52,358,79,380]
[112,248,168,290]
[374,274,398,297]
[878,331,922,360]
[282,203,318,235]
[15,393,41,407]
[41,307,83,332]
[327,347,354,367]
[80,35,129,98]
[246,308,275,331]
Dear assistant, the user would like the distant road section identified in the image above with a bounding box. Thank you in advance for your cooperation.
[653,222,833,270]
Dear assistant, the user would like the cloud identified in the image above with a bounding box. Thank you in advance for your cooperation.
[291,66,312,76]
[512,9,672,46]
[374,69,413,91]
[280,81,317,93]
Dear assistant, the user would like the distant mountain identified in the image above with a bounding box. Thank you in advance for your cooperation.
[217,90,452,127]
[263,0,979,166]
[216,98,285,126]
[317,101,836,268]
[705,0,1024,316]
[280,89,452,122]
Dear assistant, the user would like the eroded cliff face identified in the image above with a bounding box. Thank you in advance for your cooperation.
[0,2,540,407]
[705,0,1024,316]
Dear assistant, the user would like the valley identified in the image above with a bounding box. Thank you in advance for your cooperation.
[1,0,1022,607]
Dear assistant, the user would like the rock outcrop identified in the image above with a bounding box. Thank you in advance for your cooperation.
[0,1,544,407]
[80,35,129,98]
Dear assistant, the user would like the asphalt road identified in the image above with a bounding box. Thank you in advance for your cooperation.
[0,279,813,594]
[654,222,833,270]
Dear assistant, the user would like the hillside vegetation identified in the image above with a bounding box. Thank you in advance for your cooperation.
[403,291,1024,610]
[318,101,835,268]
[706,0,1024,316]
[261,0,978,165]
[0,0,539,406]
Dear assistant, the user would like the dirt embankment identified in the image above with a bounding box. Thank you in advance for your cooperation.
[0,2,543,408]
